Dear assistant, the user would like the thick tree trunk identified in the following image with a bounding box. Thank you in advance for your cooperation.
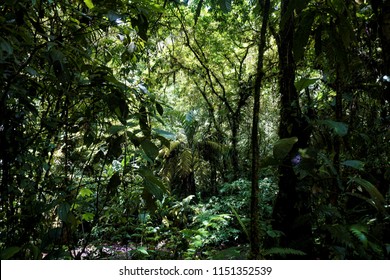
[271,0,313,258]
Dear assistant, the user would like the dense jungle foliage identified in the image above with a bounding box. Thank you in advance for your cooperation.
[1,0,389,260]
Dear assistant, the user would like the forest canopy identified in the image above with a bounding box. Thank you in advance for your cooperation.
[0,0,389,260]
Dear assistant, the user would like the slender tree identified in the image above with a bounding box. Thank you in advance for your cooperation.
[250,0,271,260]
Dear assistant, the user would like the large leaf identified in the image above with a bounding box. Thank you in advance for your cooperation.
[273,137,298,160]
[320,120,348,136]
[281,0,310,29]
[141,139,159,161]
[294,10,315,61]
[138,166,166,200]
[152,128,176,140]
[348,177,386,213]
[83,0,94,9]
[58,203,71,222]
[0,247,21,259]
[341,160,365,171]
[295,77,318,92]
[107,172,121,194]
[218,0,232,13]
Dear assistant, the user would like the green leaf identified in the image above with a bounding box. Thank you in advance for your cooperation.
[141,139,159,161]
[107,172,121,193]
[108,125,126,135]
[229,204,249,242]
[348,177,386,212]
[273,137,298,160]
[156,102,164,116]
[320,120,348,136]
[138,166,166,200]
[294,10,315,61]
[219,0,232,13]
[152,128,176,140]
[350,224,368,248]
[341,160,365,171]
[58,203,71,222]
[295,77,319,92]
[82,213,94,222]
[83,0,94,9]
[136,246,149,255]
[79,187,93,197]
[1,247,21,259]
[0,38,13,59]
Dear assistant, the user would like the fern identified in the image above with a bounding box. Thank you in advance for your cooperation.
[326,224,354,248]
[178,148,193,177]
[349,224,368,248]
[205,140,228,154]
[264,247,306,257]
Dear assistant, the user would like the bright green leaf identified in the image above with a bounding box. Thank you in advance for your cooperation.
[137,246,149,255]
[82,213,94,222]
[79,187,93,197]
[83,0,94,9]
[350,224,368,248]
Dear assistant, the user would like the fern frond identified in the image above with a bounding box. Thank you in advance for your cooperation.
[349,224,368,248]
[264,247,306,256]
[315,204,342,219]
[178,149,193,177]
[206,140,228,154]
[326,224,354,248]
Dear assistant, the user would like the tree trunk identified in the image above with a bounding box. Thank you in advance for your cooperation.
[249,0,270,260]
[231,115,240,181]
[271,0,313,258]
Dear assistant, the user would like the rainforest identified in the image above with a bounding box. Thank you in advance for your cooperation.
[0,0,389,260]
